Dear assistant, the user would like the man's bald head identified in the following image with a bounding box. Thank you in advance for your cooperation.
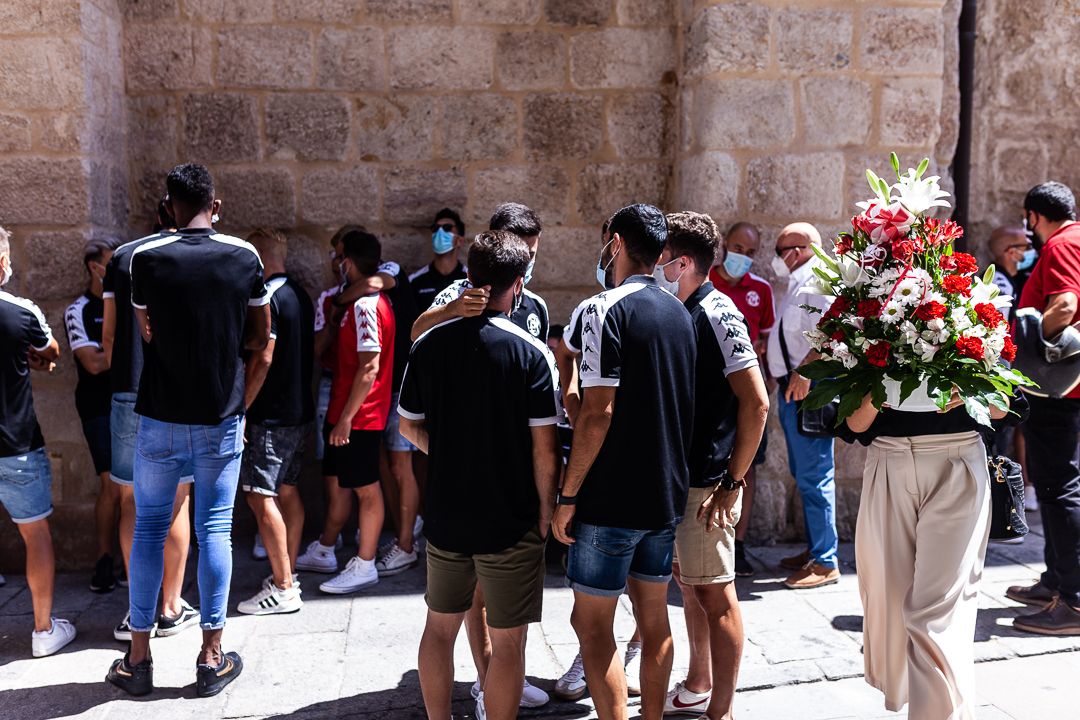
[778,222,822,246]
[988,226,1027,258]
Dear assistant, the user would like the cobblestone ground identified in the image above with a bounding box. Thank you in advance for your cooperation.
[0,515,1074,719]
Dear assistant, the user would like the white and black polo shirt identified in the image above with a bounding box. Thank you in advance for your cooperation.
[685,282,760,488]
[64,291,111,420]
[432,278,550,343]
[564,275,696,530]
[408,261,467,313]
[0,290,53,457]
[129,228,269,425]
[398,310,560,554]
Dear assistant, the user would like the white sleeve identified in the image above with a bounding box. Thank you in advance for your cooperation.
[65,301,97,351]
[430,279,470,309]
[354,297,381,352]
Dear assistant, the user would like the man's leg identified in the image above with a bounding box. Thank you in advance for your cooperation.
[674,571,712,694]
[355,482,385,562]
[418,609,467,720]
[627,577,674,720]
[778,393,838,569]
[246,491,292,588]
[465,586,492,686]
[161,485,191,619]
[278,484,305,569]
[118,484,135,574]
[485,626,527,720]
[19,518,56,633]
[388,449,419,552]
[572,592,626,720]
[95,471,120,559]
[320,480,352,548]
[693,583,743,720]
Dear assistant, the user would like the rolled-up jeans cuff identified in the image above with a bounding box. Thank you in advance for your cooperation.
[129,625,156,633]
[200,621,227,631]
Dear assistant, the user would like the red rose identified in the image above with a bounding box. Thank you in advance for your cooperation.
[865,341,891,367]
[856,299,882,318]
[974,302,1004,327]
[955,335,984,361]
[942,274,972,295]
[1002,335,1017,362]
[914,301,947,321]
[830,330,846,342]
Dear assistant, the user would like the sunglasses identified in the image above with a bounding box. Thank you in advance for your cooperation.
[432,223,456,233]
[775,244,807,257]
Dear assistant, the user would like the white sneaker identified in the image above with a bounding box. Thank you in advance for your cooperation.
[295,540,338,573]
[252,533,268,561]
[319,556,378,594]
[376,542,418,577]
[470,679,550,708]
[624,640,642,696]
[237,581,303,615]
[663,680,711,715]
[262,573,299,588]
[1025,484,1039,512]
[476,691,487,720]
[554,652,587,700]
[32,618,76,657]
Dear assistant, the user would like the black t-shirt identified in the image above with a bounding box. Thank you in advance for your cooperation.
[840,392,1030,447]
[64,291,112,419]
[130,228,269,425]
[398,310,560,554]
[103,234,160,395]
[408,261,467,313]
[685,282,760,487]
[432,279,551,343]
[247,274,315,427]
[0,291,52,457]
[385,269,419,391]
[564,275,696,529]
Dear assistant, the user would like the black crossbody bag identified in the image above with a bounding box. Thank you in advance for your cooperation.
[778,319,839,438]
[988,455,1029,540]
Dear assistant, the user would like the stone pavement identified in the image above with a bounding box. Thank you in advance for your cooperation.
[0,515,1075,719]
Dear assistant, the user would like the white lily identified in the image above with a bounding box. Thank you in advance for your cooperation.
[801,274,835,297]
[970,279,1013,310]
[892,169,951,215]
[836,254,869,287]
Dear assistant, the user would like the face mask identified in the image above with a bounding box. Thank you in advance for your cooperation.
[512,287,523,314]
[771,254,791,279]
[723,251,753,279]
[653,259,684,295]
[338,259,349,285]
[1017,248,1037,272]
[432,227,455,255]
[523,258,535,286]
[595,239,618,290]
[0,257,10,287]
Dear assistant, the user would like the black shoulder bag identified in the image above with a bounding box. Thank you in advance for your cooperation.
[988,455,1029,540]
[778,319,839,438]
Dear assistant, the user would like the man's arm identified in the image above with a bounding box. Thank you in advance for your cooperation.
[102,297,115,367]
[727,367,770,482]
[28,337,60,368]
[1042,291,1078,339]
[73,346,109,375]
[410,286,490,342]
[551,385,615,545]
[785,349,821,402]
[531,424,560,539]
[134,307,152,343]
[399,417,428,454]
[243,304,271,351]
[554,339,581,426]
[329,350,379,447]
[243,338,276,409]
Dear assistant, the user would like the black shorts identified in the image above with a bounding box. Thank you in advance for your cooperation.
[80,414,112,476]
[321,424,381,489]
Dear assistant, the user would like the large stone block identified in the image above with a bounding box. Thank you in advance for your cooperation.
[533,227,597,288]
[678,152,740,220]
[389,28,494,90]
[570,27,676,89]
[800,77,871,148]
[275,0,359,22]
[617,0,673,25]
[24,229,92,301]
[694,78,795,150]
[440,94,518,161]
[523,93,604,161]
[459,0,540,24]
[496,31,566,90]
[0,0,80,32]
[576,162,671,226]
[0,38,83,110]
[216,27,312,89]
[126,95,177,168]
[124,24,213,92]
[992,140,1048,194]
[181,93,259,163]
[184,0,273,21]
[747,153,845,220]
[879,77,943,148]
[31,113,82,153]
[300,166,380,227]
[470,165,571,228]
[119,0,177,19]
[383,168,468,227]
[0,114,31,152]
[215,167,296,229]
[354,95,436,162]
[0,158,88,226]
[608,92,672,160]
[266,94,350,162]
[682,2,770,79]
[545,0,609,26]
[366,0,452,22]
[859,7,945,74]
[316,28,387,92]
[777,8,852,71]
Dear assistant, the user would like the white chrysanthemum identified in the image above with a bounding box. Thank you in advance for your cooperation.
[893,276,927,306]
[892,169,951,215]
[880,301,906,325]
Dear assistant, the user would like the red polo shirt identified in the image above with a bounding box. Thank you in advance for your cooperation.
[708,269,776,344]
[1018,222,1080,398]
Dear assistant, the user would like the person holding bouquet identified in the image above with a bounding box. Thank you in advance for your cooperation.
[799,156,1030,719]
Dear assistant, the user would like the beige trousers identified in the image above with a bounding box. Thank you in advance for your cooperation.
[855,431,991,720]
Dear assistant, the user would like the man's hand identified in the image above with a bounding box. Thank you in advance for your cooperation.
[784,371,810,402]
[697,487,741,533]
[939,387,964,413]
[27,351,55,373]
[450,286,490,318]
[552,504,576,545]
[329,420,352,447]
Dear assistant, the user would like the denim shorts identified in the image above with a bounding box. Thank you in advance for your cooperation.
[566,521,678,597]
[110,393,192,486]
[383,392,417,453]
[0,448,53,523]
[240,422,311,496]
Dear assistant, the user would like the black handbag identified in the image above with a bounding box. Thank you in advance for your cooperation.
[988,455,1029,540]
[778,319,839,438]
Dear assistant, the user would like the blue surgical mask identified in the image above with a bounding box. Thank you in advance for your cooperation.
[432,227,455,255]
[723,251,753,279]
[1017,248,1037,272]
[523,258,535,286]
[595,239,617,290]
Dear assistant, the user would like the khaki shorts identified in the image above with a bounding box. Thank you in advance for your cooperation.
[674,485,742,585]
[425,528,546,629]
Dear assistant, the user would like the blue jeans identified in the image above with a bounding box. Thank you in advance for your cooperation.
[777,390,839,569]
[314,374,332,460]
[566,521,677,597]
[129,414,244,632]
[0,448,53,523]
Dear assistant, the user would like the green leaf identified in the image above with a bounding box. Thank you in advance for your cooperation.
[870,378,887,410]
[890,152,900,177]
[983,264,995,285]
[837,387,867,423]
[963,395,992,427]
[797,360,846,381]
[987,391,1010,412]
[916,158,929,179]
[898,374,922,405]
[810,243,840,273]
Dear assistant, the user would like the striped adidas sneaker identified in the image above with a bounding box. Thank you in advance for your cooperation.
[236,580,302,616]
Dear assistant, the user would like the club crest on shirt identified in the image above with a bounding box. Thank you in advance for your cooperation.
[527,313,541,337]
[746,290,761,308]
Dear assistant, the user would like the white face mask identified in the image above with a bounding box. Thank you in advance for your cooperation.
[0,256,11,287]
[652,258,684,295]
[770,254,791,279]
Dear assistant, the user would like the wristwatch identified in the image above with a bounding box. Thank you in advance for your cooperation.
[716,471,746,492]
[556,493,578,506]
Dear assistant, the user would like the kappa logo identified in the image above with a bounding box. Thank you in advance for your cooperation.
[746,290,761,308]
[579,358,594,373]
[584,304,600,317]
[582,323,595,336]
[527,313,541,337]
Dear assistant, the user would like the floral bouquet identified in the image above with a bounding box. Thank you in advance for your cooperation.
[798,153,1033,427]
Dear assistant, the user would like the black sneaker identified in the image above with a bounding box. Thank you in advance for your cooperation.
[117,564,128,588]
[106,654,153,696]
[734,540,755,577]
[196,651,243,698]
[91,554,116,594]
[157,600,199,637]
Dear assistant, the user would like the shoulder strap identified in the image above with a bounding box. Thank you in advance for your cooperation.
[778,318,794,375]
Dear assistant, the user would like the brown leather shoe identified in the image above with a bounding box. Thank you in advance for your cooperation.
[1013,598,1080,636]
[784,563,840,590]
[779,549,811,570]
[1006,581,1058,607]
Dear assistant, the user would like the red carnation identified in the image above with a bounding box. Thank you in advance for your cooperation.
[856,299,882,318]
[955,335,984,361]
[974,302,1004,328]
[830,330,846,342]
[940,252,978,275]
[1002,335,1017,363]
[865,341,891,367]
[914,301,947,321]
[824,296,851,319]
[942,274,972,295]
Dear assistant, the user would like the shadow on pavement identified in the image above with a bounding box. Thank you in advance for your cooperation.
[0,682,187,720]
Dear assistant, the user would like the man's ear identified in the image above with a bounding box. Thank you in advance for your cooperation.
[212,198,222,216]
